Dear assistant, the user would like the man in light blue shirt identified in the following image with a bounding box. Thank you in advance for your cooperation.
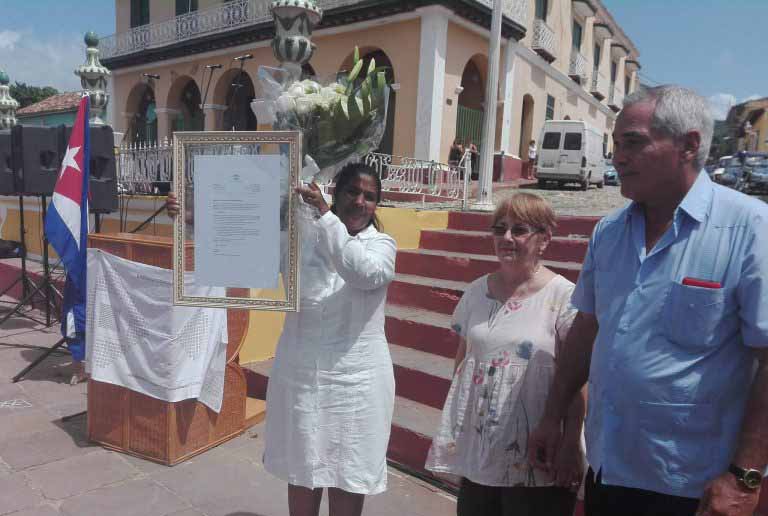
[528,85,768,516]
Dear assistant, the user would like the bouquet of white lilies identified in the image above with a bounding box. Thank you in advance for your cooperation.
[256,47,390,182]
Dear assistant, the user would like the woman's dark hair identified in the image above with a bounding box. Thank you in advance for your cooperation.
[330,162,383,231]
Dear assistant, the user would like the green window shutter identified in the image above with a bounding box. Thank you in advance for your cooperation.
[132,0,149,27]
[572,21,583,51]
[176,0,198,16]
[546,95,555,121]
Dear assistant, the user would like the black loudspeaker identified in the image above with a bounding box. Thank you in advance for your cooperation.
[0,131,14,195]
[61,125,118,213]
[10,125,61,195]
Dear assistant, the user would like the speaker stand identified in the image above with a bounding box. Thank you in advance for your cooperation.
[0,196,60,326]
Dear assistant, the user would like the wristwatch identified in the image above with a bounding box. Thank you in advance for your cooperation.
[728,463,764,490]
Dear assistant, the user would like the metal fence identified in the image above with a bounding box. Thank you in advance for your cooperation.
[364,150,472,209]
[117,138,173,194]
[116,140,472,209]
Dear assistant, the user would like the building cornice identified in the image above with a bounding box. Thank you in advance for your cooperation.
[103,0,526,70]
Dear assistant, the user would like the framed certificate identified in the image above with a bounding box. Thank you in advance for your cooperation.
[172,131,301,311]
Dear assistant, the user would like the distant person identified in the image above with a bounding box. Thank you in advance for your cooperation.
[467,139,479,180]
[526,139,537,180]
[426,193,585,516]
[528,85,768,516]
[449,138,465,164]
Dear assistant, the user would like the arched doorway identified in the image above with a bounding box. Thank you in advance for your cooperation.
[168,78,203,132]
[519,94,535,158]
[456,56,486,153]
[339,48,396,156]
[126,82,157,144]
[223,70,257,131]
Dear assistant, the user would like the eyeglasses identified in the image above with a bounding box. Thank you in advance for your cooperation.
[490,224,542,238]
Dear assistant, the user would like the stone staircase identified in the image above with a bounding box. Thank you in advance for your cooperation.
[243,210,598,479]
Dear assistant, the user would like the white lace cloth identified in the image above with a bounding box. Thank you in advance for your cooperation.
[85,249,228,412]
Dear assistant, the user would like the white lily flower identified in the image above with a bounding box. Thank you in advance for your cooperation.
[288,83,305,98]
[276,94,297,113]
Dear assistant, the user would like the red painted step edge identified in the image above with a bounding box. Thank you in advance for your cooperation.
[385,316,459,359]
[387,280,463,315]
[396,251,581,284]
[393,364,451,410]
[419,231,588,263]
[448,212,600,237]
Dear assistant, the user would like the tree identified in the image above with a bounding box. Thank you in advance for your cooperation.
[9,82,59,109]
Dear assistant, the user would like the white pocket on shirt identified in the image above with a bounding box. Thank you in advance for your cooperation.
[663,282,729,350]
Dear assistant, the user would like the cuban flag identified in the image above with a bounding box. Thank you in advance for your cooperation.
[44,95,90,362]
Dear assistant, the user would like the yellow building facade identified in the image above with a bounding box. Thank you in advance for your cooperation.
[103,0,641,162]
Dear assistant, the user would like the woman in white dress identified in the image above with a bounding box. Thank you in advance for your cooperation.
[167,163,396,516]
[265,163,396,516]
[425,193,586,516]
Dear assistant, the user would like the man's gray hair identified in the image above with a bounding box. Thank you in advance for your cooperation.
[623,85,714,169]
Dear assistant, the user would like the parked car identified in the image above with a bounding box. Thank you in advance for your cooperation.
[603,167,619,186]
[711,167,726,183]
[536,120,605,190]
[711,155,733,184]
[742,161,768,194]
[719,165,744,189]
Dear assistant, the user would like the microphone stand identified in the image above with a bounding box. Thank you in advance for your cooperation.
[200,65,220,130]
[229,57,250,131]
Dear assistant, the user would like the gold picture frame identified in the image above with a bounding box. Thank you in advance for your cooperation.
[172,131,301,311]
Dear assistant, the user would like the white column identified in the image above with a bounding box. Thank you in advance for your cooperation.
[499,39,519,155]
[414,7,448,162]
[202,103,227,131]
[155,108,180,143]
[106,77,116,128]
[475,0,503,209]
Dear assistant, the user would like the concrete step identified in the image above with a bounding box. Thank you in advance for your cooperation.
[396,248,582,284]
[448,212,600,237]
[387,395,442,475]
[385,305,458,359]
[419,229,589,263]
[387,273,468,315]
[390,343,453,410]
[242,359,443,477]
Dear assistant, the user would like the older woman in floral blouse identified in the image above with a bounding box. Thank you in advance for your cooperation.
[426,192,586,516]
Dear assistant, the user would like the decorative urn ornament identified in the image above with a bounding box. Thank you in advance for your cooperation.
[270,0,323,79]
[0,70,19,129]
[75,31,111,125]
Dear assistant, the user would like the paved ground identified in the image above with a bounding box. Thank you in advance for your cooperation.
[0,306,456,516]
[513,183,629,216]
[383,181,767,217]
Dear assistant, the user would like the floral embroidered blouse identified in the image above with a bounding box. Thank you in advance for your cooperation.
[425,273,582,487]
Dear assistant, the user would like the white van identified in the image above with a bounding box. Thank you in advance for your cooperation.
[536,120,605,190]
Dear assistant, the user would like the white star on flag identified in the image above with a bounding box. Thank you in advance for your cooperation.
[59,145,81,179]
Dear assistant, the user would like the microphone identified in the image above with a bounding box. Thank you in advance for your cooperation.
[205,64,222,69]
[233,54,253,61]
[142,73,160,79]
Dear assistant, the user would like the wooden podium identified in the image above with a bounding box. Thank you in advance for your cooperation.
[86,233,265,465]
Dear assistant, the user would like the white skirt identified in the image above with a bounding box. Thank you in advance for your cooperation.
[263,310,395,495]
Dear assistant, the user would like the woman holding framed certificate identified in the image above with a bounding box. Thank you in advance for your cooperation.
[168,162,396,516]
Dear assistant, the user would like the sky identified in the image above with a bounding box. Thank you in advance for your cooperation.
[601,0,766,119]
[0,0,765,120]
